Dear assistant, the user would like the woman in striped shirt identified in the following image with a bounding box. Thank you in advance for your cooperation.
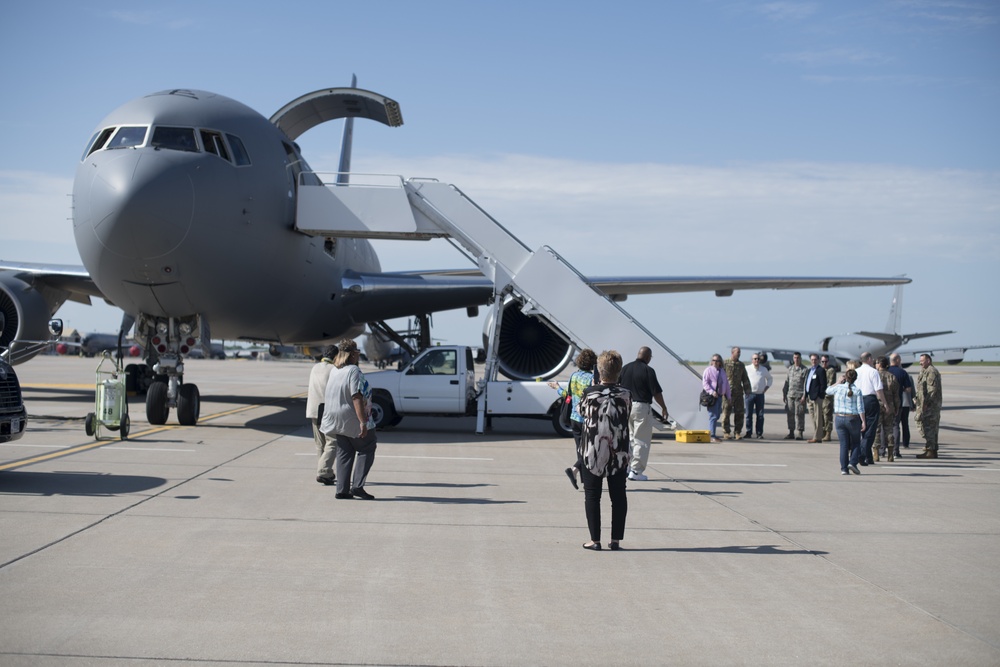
[826,368,868,475]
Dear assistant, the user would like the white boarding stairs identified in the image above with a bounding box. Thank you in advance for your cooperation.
[296,174,710,432]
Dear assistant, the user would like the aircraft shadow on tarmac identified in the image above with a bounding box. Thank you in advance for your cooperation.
[23,388,95,404]
[373,482,496,489]
[624,545,828,556]
[661,479,789,485]
[629,487,743,497]
[377,495,525,505]
[0,470,166,496]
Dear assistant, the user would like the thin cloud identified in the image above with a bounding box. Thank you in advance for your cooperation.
[110,10,195,30]
[756,2,820,22]
[0,170,74,244]
[345,154,1000,268]
[770,47,893,66]
[893,1,999,30]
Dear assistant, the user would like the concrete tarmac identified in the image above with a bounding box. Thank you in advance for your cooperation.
[1,356,998,666]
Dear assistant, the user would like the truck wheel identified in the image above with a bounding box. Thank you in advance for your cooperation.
[371,393,399,429]
[551,401,573,438]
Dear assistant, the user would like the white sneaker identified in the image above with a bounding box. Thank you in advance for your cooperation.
[628,472,648,481]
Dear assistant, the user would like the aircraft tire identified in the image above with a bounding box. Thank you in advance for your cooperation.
[146,381,170,425]
[371,393,398,430]
[552,401,573,438]
[177,383,201,426]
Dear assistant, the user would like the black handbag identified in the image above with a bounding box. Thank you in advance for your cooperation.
[700,369,719,407]
[560,393,573,422]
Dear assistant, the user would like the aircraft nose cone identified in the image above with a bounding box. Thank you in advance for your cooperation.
[75,151,195,261]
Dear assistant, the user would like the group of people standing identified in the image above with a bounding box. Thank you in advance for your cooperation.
[824,352,942,474]
[304,335,943,548]
[306,339,378,500]
[705,347,772,443]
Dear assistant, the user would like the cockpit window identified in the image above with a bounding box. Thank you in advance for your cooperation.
[226,133,251,166]
[82,127,115,159]
[106,126,147,149]
[151,126,198,152]
[200,130,231,162]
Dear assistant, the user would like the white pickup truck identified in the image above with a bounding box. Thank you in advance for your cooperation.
[365,345,571,436]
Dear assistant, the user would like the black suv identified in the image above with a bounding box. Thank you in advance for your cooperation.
[0,355,26,443]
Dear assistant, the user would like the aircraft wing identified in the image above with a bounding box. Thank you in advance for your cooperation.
[398,272,911,299]
[897,344,1000,366]
[0,260,102,303]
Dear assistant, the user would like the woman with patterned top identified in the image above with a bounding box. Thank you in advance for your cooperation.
[549,348,597,490]
[321,338,378,500]
[577,350,632,551]
[825,368,868,476]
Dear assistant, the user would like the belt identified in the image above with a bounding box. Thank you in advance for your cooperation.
[835,413,860,418]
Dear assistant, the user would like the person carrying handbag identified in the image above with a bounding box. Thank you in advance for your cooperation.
[701,354,731,443]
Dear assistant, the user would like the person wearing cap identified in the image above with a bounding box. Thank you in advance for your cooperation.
[321,338,378,499]
[306,344,339,486]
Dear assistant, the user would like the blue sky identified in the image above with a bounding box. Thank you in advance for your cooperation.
[2,0,998,361]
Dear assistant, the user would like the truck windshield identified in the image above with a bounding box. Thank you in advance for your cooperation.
[409,349,457,375]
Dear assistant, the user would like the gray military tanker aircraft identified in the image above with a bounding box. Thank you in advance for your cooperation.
[753,283,999,369]
[0,84,910,427]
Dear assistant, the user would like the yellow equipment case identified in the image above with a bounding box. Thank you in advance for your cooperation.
[675,430,711,443]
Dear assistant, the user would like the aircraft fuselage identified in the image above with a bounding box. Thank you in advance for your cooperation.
[72,89,377,344]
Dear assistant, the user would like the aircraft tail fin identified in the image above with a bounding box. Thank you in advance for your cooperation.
[335,74,358,185]
[885,280,905,334]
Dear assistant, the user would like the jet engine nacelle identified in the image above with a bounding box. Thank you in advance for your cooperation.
[0,272,65,364]
[484,299,575,381]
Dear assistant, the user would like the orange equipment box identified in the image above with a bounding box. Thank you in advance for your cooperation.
[675,430,711,443]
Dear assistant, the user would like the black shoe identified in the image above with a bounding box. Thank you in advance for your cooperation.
[859,461,869,466]
[582,542,601,551]
[335,492,354,499]
[744,433,752,439]
[316,476,335,486]
[756,434,764,439]
[609,541,621,551]
[784,433,795,440]
[351,488,375,500]
[565,467,579,490]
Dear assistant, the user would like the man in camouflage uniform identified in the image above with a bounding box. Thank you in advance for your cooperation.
[874,356,899,462]
[721,347,752,440]
[821,355,837,441]
[782,352,808,440]
[914,354,942,459]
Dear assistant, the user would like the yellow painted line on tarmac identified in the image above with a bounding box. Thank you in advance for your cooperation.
[0,395,302,472]
[22,383,94,390]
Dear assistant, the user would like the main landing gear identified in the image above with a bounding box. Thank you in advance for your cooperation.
[143,355,201,426]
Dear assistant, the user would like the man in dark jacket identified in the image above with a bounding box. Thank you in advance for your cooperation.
[805,353,828,443]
